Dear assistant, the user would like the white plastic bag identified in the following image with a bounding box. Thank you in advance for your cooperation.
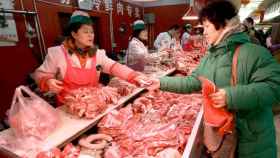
[8,85,60,140]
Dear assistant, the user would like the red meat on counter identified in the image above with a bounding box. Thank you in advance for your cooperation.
[98,91,202,157]
[64,87,120,119]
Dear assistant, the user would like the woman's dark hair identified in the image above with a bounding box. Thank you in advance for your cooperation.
[245,17,254,25]
[241,24,249,32]
[63,21,96,57]
[131,29,147,44]
[199,0,237,30]
[64,22,85,37]
[132,29,143,39]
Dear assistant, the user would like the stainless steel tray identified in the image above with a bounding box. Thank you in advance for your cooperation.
[182,107,204,158]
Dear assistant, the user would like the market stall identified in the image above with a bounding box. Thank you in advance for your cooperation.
[0,46,206,158]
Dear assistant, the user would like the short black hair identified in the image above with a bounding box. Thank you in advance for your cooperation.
[245,17,254,25]
[132,29,144,39]
[131,29,147,44]
[169,24,181,31]
[64,22,93,37]
[199,0,237,30]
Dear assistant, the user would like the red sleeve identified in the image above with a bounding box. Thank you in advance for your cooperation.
[109,62,139,83]
[39,76,52,92]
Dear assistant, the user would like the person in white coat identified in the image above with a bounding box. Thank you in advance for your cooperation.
[181,24,192,47]
[154,25,181,51]
[126,20,149,71]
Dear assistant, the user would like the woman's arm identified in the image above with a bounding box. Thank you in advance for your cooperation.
[97,50,139,83]
[32,47,63,91]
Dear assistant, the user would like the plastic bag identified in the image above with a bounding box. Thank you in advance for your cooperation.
[199,77,233,135]
[8,85,60,140]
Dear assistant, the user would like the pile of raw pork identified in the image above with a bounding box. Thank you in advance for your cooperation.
[98,91,202,158]
[64,78,137,119]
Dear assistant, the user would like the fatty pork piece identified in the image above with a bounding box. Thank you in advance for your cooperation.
[64,87,120,118]
[108,78,137,96]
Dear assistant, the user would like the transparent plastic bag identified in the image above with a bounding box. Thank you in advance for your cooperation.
[8,85,60,140]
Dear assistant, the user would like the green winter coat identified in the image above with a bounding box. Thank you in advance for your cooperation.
[160,32,280,158]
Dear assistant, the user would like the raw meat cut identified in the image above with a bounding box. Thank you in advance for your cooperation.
[98,91,202,157]
[64,87,120,119]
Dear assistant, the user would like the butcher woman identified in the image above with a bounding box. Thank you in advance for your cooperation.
[32,11,150,104]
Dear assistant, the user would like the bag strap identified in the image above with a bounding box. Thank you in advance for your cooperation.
[231,45,241,86]
[18,85,39,99]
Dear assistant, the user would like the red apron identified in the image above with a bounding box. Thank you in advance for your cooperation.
[58,46,99,104]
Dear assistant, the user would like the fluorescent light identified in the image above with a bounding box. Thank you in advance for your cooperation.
[238,0,264,22]
[263,1,280,21]
[182,6,198,21]
[264,12,280,21]
[182,16,198,20]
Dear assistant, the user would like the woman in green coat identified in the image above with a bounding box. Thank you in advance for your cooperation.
[150,1,280,158]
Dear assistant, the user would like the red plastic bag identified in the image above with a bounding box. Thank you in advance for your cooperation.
[8,86,60,140]
[199,77,233,135]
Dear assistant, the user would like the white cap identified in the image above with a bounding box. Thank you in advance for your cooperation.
[71,10,90,18]
[133,20,145,26]
[133,20,145,30]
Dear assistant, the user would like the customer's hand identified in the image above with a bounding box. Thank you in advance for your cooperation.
[46,79,63,93]
[147,78,160,91]
[134,75,153,87]
[210,89,227,108]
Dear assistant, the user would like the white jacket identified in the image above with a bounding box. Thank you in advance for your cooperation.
[126,37,148,71]
[181,32,190,47]
[33,46,135,84]
[154,32,176,51]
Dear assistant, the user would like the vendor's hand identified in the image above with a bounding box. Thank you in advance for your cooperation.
[176,61,185,70]
[147,78,160,91]
[210,89,227,108]
[134,75,153,87]
[46,79,63,93]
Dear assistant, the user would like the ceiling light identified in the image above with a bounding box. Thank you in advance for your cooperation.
[182,6,198,21]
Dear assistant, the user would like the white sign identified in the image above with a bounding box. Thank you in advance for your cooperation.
[0,0,18,46]
[126,5,132,17]
[116,2,124,15]
[93,0,101,11]
[135,7,140,18]
[77,0,93,10]
[60,0,71,5]
[104,0,112,11]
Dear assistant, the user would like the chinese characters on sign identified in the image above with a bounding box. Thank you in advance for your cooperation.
[76,0,141,18]
[126,5,132,17]
[135,7,140,18]
[77,0,94,10]
[116,1,124,15]
[60,0,71,5]
[104,0,112,11]
[93,0,101,11]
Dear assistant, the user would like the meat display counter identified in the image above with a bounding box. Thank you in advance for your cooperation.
[0,69,183,158]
